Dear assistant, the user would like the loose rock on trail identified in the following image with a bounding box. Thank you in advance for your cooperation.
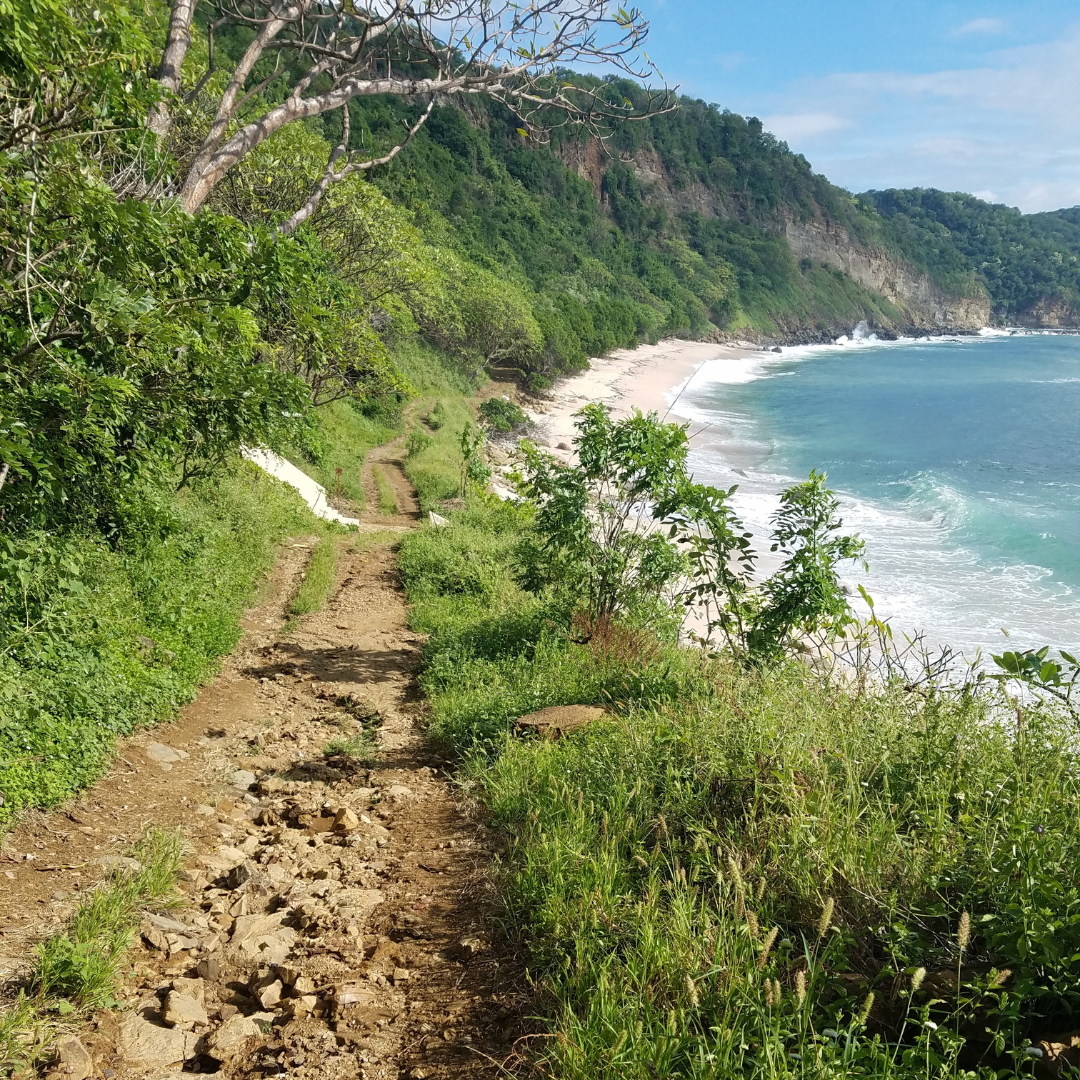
[0,466,526,1079]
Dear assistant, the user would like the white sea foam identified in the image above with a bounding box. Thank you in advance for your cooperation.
[677,329,1080,655]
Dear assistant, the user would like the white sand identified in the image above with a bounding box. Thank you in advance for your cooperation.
[530,338,768,453]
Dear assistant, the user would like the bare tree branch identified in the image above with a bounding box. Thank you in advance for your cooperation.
[276,97,435,236]
[148,0,198,135]
[150,0,673,214]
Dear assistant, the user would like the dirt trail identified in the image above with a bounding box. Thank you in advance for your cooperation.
[0,452,525,1079]
[359,405,424,528]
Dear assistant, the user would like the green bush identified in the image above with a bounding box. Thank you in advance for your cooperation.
[479,397,529,433]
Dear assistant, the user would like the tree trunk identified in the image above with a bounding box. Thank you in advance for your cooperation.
[148,0,197,137]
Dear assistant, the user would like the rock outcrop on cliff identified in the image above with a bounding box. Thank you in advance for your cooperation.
[557,137,991,335]
[784,219,991,331]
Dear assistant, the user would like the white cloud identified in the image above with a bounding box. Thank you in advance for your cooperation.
[951,17,1006,37]
[762,112,849,142]
[714,51,748,74]
[749,26,1080,211]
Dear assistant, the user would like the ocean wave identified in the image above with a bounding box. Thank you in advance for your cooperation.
[685,449,1080,654]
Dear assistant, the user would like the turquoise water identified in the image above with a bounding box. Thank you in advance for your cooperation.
[679,332,1080,654]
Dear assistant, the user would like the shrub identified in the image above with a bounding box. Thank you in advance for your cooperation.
[479,397,529,433]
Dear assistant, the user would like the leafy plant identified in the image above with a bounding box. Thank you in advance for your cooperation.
[990,646,1079,719]
[513,405,865,657]
[406,427,434,456]
[478,397,529,433]
[458,422,491,498]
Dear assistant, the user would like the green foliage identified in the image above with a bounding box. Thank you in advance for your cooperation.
[288,533,341,618]
[323,732,376,764]
[751,470,866,656]
[514,405,692,629]
[458,422,490,498]
[374,465,399,515]
[401,498,1080,1078]
[34,828,183,1009]
[864,188,1080,320]
[0,463,312,822]
[405,427,434,457]
[426,401,448,430]
[478,397,529,433]
[513,406,864,657]
[286,397,398,511]
[402,397,476,511]
[990,646,1079,719]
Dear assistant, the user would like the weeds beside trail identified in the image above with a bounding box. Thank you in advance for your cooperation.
[288,531,344,620]
[401,497,1080,1080]
[0,464,314,825]
[0,829,184,1074]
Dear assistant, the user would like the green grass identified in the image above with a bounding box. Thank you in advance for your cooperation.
[400,499,1080,1080]
[391,337,478,396]
[288,531,342,618]
[0,461,315,825]
[285,397,399,512]
[374,465,399,515]
[0,829,184,1075]
[323,732,377,765]
[402,395,476,512]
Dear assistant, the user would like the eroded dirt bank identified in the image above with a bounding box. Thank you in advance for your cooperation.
[0,523,525,1079]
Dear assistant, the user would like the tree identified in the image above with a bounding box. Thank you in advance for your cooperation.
[514,406,867,658]
[151,0,671,225]
[514,404,695,625]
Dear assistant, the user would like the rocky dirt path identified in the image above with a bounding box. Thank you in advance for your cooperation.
[0,468,525,1079]
[358,404,426,529]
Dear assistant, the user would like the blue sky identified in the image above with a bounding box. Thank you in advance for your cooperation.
[634,1,1080,212]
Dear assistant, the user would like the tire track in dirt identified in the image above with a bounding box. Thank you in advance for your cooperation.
[0,444,527,1080]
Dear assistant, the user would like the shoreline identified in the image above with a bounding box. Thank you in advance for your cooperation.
[529,338,769,453]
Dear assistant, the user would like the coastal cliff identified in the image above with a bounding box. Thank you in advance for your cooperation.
[784,218,992,331]
[557,136,991,337]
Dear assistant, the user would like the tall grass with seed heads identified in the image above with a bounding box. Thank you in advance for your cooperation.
[401,496,1080,1079]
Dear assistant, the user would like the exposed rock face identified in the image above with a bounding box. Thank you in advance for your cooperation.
[784,218,992,331]
[623,147,730,218]
[556,138,606,201]
[557,137,992,334]
[1016,294,1080,328]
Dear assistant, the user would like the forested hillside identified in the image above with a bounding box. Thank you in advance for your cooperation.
[863,188,1080,325]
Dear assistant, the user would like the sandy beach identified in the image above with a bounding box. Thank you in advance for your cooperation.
[529,338,768,453]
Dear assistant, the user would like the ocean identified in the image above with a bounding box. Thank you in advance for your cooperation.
[675,330,1080,656]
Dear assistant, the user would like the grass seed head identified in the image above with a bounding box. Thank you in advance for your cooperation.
[957,910,971,953]
[683,973,699,1007]
[746,910,760,938]
[816,897,835,940]
[656,813,668,839]
[757,926,779,969]
[911,967,926,993]
[795,969,807,1007]
[725,854,745,894]
[857,991,875,1026]
[990,968,1012,988]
